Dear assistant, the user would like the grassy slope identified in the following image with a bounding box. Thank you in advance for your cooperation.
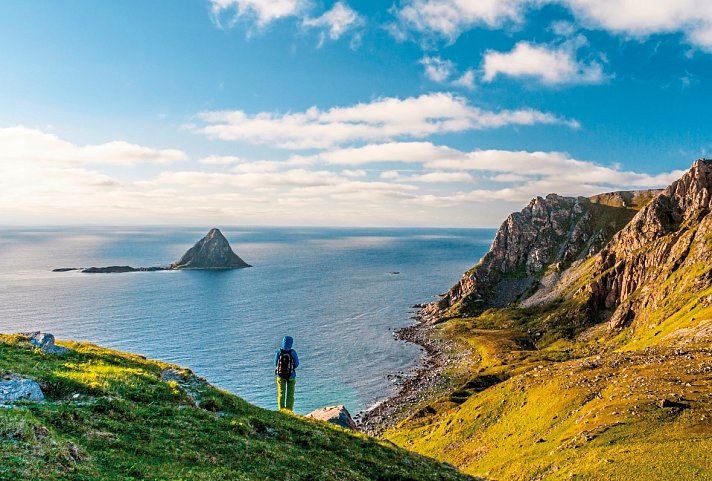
[385,294,712,480]
[385,189,712,479]
[0,335,473,481]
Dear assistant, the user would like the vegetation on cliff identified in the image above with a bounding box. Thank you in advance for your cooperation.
[0,334,472,481]
[386,160,712,480]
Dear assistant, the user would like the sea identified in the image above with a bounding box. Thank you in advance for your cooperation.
[0,227,495,415]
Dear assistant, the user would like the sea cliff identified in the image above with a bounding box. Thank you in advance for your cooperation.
[376,160,712,480]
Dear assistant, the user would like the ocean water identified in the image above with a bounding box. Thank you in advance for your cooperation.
[0,227,494,415]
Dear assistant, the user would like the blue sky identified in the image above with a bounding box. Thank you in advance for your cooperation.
[1,0,711,226]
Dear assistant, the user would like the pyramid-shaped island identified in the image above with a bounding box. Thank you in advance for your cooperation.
[53,228,250,273]
[171,228,251,269]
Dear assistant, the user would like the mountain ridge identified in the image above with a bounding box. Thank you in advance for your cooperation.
[383,159,712,480]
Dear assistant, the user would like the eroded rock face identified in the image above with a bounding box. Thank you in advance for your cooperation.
[584,159,712,330]
[422,193,639,321]
[171,228,251,269]
[432,159,712,336]
[0,379,45,404]
[306,405,358,430]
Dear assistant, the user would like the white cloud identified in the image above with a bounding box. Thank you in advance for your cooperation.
[420,56,454,82]
[195,93,579,149]
[341,169,367,177]
[0,126,187,166]
[209,0,305,27]
[407,171,475,183]
[393,0,526,41]
[392,0,712,51]
[381,170,401,179]
[0,126,686,227]
[319,141,464,164]
[311,141,684,202]
[138,169,347,189]
[452,69,475,89]
[199,155,242,165]
[230,160,283,173]
[302,2,364,46]
[420,57,475,89]
[563,0,712,45]
[482,40,607,85]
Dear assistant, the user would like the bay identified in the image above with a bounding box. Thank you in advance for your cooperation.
[0,227,494,414]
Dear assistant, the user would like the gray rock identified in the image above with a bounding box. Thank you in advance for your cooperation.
[21,332,69,355]
[171,228,251,269]
[307,405,358,430]
[0,379,45,403]
[421,191,643,321]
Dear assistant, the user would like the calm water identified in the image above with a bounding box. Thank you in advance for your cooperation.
[0,227,494,414]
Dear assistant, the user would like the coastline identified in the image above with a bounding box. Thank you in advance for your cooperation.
[356,309,467,436]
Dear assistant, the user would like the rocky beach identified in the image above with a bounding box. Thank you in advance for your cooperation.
[357,309,471,435]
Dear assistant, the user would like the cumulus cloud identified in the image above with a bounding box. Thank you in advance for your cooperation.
[451,69,475,89]
[341,169,367,177]
[209,0,305,28]
[0,126,686,227]
[199,155,242,165]
[194,93,579,149]
[0,126,187,165]
[302,2,364,46]
[392,0,712,51]
[420,57,475,89]
[482,40,607,85]
[313,140,684,202]
[393,0,526,41]
[319,141,464,164]
[420,56,454,82]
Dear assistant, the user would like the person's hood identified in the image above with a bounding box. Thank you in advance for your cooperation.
[281,336,293,350]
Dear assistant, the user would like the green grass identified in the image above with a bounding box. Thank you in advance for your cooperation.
[387,347,712,480]
[385,270,712,480]
[0,334,474,481]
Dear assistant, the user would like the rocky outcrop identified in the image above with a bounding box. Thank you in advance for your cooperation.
[588,189,661,210]
[0,378,45,404]
[427,159,712,338]
[583,159,712,329]
[21,332,69,355]
[307,405,358,430]
[171,228,250,269]
[79,266,169,274]
[422,193,640,321]
[54,228,250,273]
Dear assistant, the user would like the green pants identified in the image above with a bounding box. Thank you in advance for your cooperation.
[276,377,296,411]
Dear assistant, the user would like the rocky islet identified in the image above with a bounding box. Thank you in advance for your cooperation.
[53,227,250,273]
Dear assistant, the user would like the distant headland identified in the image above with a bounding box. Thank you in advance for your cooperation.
[53,228,251,273]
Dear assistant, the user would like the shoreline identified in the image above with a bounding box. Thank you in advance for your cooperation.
[356,310,465,436]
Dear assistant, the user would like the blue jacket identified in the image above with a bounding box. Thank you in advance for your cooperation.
[274,335,299,380]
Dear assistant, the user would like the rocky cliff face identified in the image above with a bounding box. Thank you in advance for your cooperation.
[583,159,712,330]
[422,193,640,321]
[171,228,251,269]
[426,159,712,341]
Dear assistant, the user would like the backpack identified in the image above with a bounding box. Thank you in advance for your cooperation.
[275,349,294,380]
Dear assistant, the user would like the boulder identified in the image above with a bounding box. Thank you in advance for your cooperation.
[171,228,251,269]
[307,405,358,430]
[21,332,69,355]
[0,379,45,404]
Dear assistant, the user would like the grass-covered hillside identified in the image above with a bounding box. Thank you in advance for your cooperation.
[385,162,712,480]
[385,314,712,480]
[0,334,473,481]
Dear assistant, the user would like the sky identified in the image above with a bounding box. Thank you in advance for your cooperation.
[1,0,711,227]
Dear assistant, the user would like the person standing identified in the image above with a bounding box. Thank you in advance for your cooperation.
[274,335,299,411]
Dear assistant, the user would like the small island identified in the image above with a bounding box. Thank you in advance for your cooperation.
[171,228,250,269]
[53,228,251,273]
